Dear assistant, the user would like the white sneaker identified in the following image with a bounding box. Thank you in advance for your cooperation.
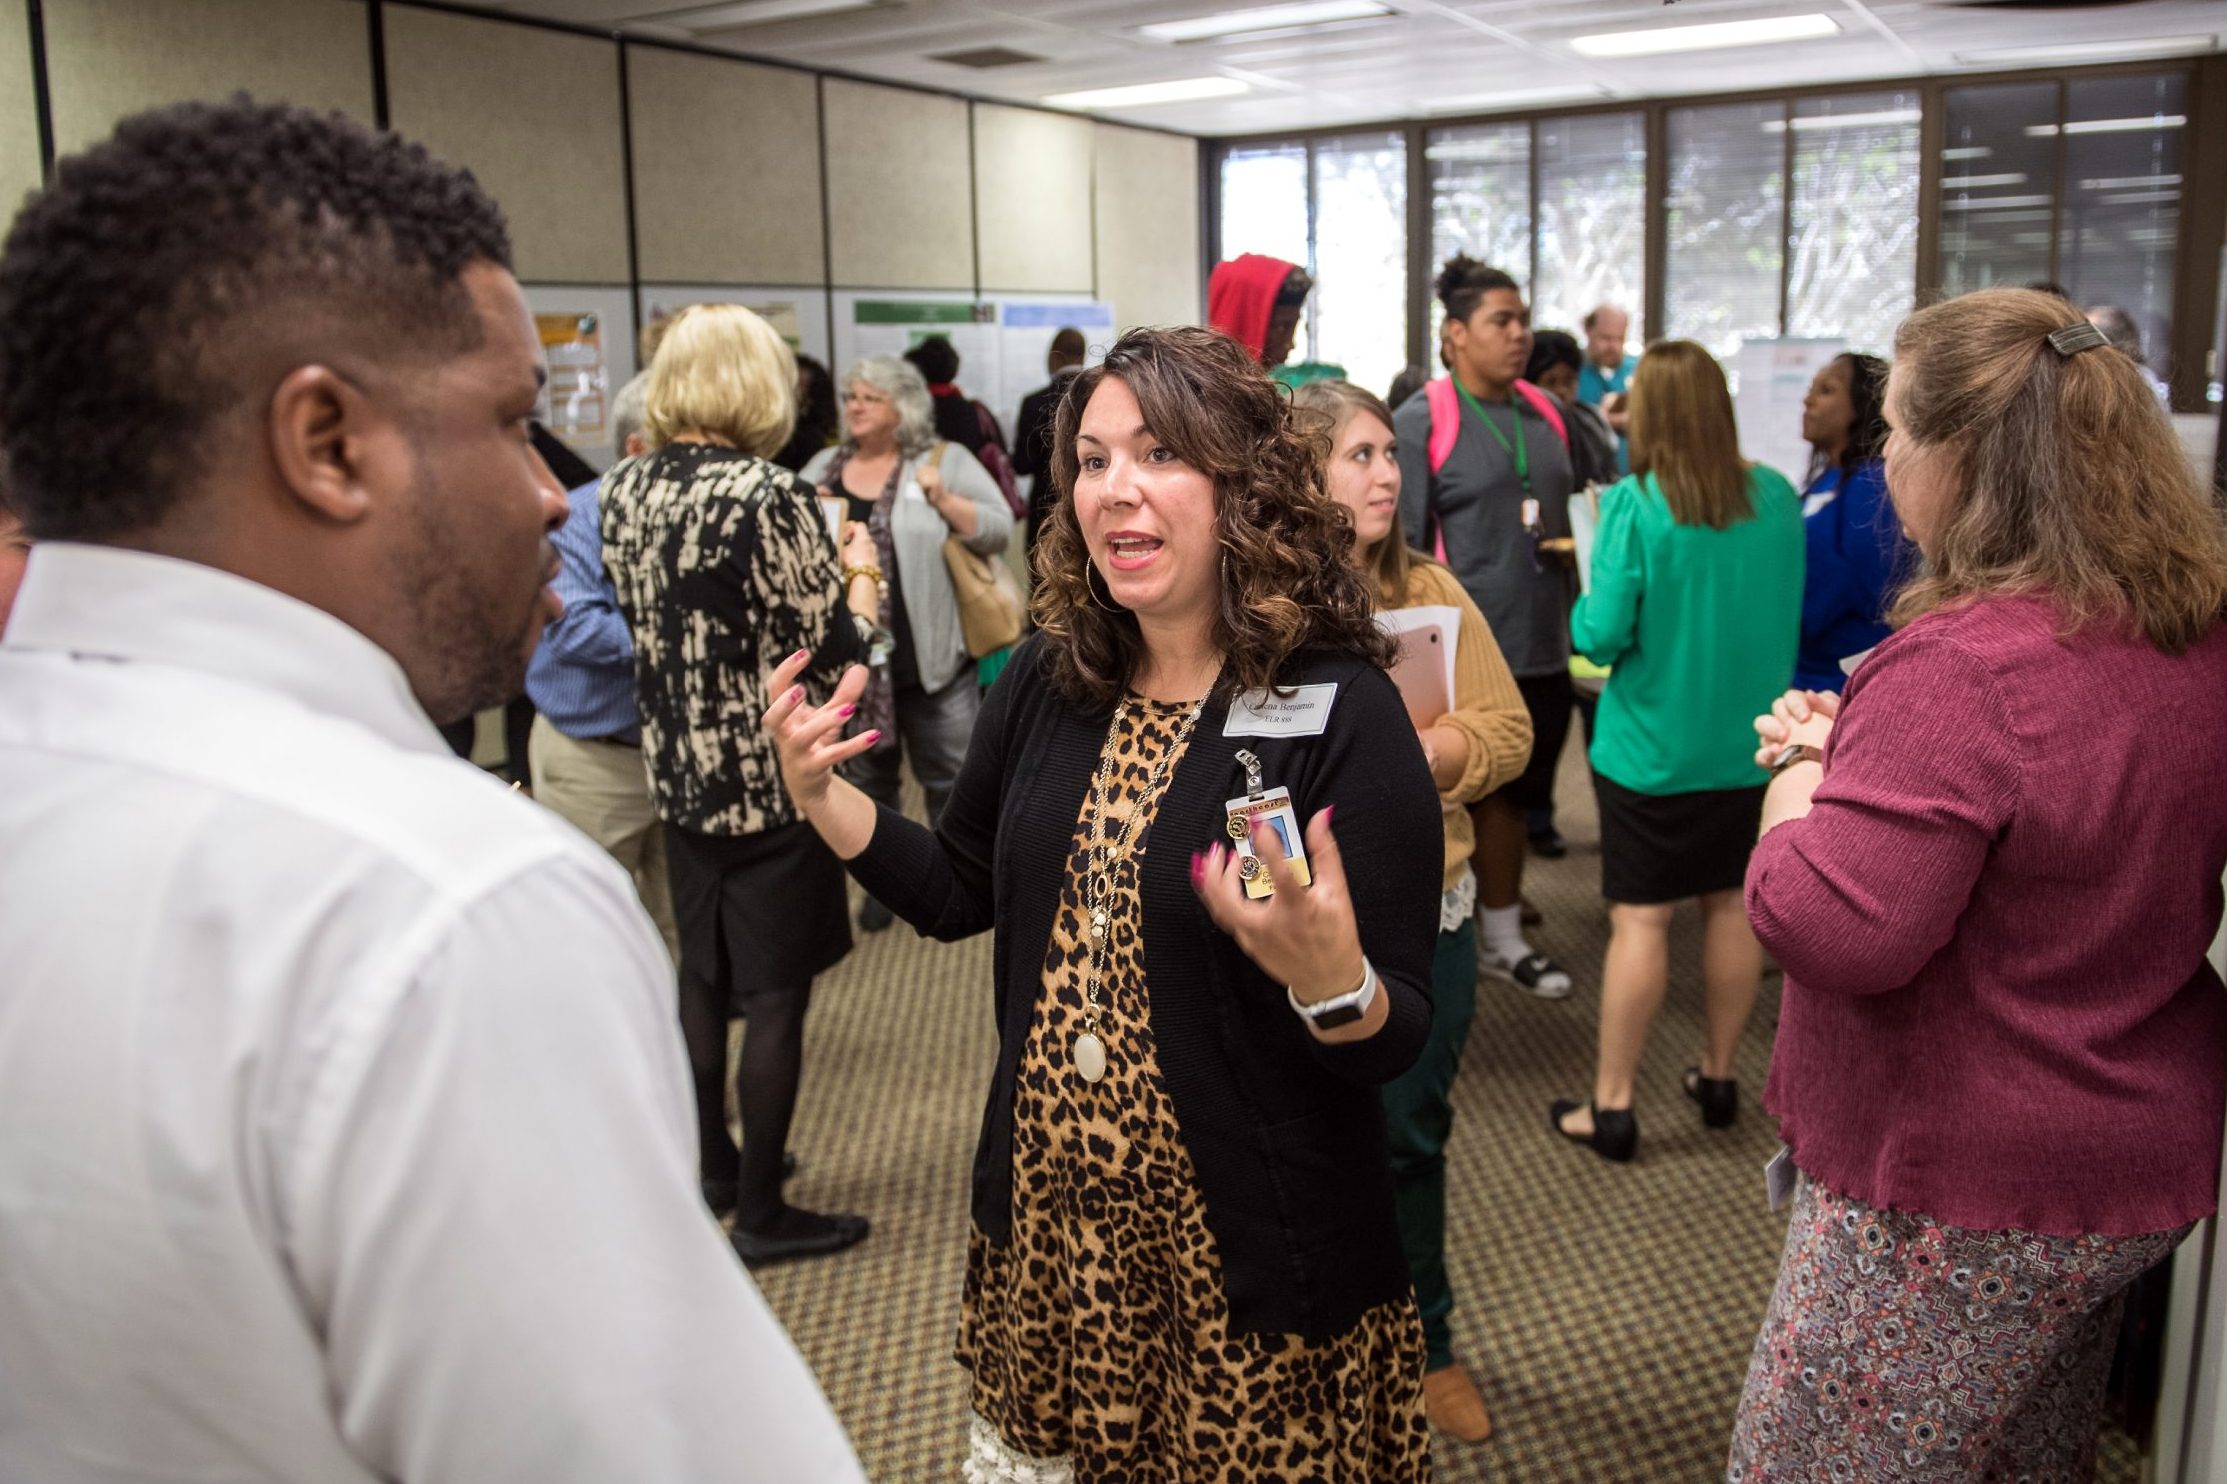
[1480,946,1573,999]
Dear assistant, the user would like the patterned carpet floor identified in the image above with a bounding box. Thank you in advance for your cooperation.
[748,741,2140,1483]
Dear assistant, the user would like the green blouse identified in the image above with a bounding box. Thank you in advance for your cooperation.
[1571,466,1805,795]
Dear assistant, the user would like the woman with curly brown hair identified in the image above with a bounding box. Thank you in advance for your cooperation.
[765,325,1442,1481]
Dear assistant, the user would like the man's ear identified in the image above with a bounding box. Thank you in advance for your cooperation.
[623,432,649,459]
[268,366,383,525]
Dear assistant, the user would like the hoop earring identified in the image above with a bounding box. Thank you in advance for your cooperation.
[1085,561,1124,612]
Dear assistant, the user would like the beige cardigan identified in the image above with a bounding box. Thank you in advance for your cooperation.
[1391,559,1534,891]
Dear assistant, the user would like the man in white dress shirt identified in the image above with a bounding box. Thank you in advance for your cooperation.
[0,99,865,1483]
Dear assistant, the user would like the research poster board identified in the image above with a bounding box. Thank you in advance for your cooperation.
[521,283,637,471]
[992,297,1117,436]
[831,292,999,393]
[831,291,1116,440]
[1734,337,1843,491]
[636,285,833,370]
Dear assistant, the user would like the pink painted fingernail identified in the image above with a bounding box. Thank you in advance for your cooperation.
[790,648,809,663]
[787,685,804,703]
[861,730,881,744]
[839,703,856,718]
[1189,851,1207,885]
[1322,805,1335,825]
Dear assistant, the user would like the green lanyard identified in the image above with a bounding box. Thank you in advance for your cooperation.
[1455,381,1529,495]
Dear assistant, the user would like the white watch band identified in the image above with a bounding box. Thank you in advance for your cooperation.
[1287,958,1378,1022]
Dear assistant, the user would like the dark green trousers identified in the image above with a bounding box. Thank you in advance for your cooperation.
[1383,919,1480,1372]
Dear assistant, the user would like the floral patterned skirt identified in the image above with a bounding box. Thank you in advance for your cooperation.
[1729,1176,2188,1483]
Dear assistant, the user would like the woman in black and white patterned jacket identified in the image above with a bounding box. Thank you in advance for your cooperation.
[601,302,882,1267]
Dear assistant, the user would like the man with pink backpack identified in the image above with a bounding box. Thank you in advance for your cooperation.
[1394,256,1580,998]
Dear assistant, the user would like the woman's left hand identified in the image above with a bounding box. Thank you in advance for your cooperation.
[1192,808,1366,1003]
[1753,688,1839,768]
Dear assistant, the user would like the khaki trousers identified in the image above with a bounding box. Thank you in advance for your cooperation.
[527,715,679,965]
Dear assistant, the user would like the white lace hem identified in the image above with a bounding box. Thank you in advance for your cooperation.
[962,1414,1075,1484]
[1439,865,1477,935]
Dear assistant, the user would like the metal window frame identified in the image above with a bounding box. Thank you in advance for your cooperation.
[1205,58,2224,411]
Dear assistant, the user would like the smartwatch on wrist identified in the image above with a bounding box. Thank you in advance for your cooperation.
[1769,742,1824,776]
[1288,958,1378,1030]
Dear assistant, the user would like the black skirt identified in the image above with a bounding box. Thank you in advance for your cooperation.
[1596,775,1767,905]
[664,818,852,993]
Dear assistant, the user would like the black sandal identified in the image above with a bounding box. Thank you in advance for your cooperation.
[1683,1067,1739,1129]
[1549,1098,1637,1162]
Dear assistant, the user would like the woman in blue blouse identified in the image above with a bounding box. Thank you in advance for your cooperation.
[1795,352,1905,692]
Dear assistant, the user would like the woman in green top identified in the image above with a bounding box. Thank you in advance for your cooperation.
[1549,340,1803,1163]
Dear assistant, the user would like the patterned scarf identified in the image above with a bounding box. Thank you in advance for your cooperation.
[827,444,902,753]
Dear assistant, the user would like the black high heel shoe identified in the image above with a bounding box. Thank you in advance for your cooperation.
[1549,1099,1638,1163]
[1683,1068,1739,1129]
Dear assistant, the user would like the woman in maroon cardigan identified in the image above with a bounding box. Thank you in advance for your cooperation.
[1731,288,2227,1481]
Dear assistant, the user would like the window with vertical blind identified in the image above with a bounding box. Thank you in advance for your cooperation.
[1218,135,1407,390]
[1787,91,1920,354]
[1533,112,1647,337]
[1937,81,2060,297]
[1313,133,1407,395]
[2059,74,2184,383]
[1936,72,2186,383]
[1427,121,1531,300]
[1210,64,2215,409]
[1664,101,1784,363]
[1428,112,1647,340]
[1218,143,1309,268]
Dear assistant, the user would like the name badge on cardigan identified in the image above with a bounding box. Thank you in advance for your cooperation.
[1222,684,1336,739]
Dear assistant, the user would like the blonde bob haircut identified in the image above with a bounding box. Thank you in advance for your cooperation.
[643,303,797,459]
[838,354,936,457]
[1628,339,1753,530]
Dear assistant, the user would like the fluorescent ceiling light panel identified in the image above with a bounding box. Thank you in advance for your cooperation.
[1940,146,1993,161]
[1762,107,1920,133]
[1941,173,2026,188]
[2026,115,2186,136]
[1422,84,1608,113]
[2097,190,2182,206]
[1571,13,1838,59]
[1139,0,1390,43]
[1042,76,1251,108]
[651,0,876,26]
[1941,194,2053,211]
[1953,35,2215,67]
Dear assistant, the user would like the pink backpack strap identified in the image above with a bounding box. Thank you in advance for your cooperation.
[1513,379,1569,448]
[1425,377,1460,474]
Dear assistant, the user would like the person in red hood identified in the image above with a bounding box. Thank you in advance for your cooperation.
[1209,252,1312,367]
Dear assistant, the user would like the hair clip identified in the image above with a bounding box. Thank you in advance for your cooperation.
[2046,321,2109,357]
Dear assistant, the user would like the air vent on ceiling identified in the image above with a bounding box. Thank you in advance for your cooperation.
[930,46,1046,68]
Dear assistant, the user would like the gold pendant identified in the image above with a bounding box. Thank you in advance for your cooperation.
[1072,1031,1107,1083]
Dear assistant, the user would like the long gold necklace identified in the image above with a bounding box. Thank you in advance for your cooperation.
[1073,693,1206,1083]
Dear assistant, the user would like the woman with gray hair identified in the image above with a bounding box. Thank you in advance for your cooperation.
[803,355,1013,931]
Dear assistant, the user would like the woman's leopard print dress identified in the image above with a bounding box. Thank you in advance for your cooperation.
[957,696,1430,1483]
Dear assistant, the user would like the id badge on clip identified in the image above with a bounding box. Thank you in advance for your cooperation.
[1224,749,1310,900]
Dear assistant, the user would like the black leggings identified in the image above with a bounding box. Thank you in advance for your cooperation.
[679,965,813,1231]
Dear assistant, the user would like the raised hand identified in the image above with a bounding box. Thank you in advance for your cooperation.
[1190,807,1366,1006]
[762,647,876,813]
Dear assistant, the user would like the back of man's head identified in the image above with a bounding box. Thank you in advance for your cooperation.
[0,96,512,542]
[1048,327,1087,372]
[906,335,961,386]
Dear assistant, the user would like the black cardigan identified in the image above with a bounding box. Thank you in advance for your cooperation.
[846,638,1442,1341]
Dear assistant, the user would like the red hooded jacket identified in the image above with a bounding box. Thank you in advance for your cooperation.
[1207,253,1299,362]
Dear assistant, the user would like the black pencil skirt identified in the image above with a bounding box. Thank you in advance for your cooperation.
[1595,775,1767,905]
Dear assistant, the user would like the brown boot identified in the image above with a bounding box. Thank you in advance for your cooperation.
[1423,1362,1493,1443]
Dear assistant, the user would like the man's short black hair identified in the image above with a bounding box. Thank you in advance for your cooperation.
[906,334,961,385]
[0,96,511,541]
[1435,254,1520,326]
